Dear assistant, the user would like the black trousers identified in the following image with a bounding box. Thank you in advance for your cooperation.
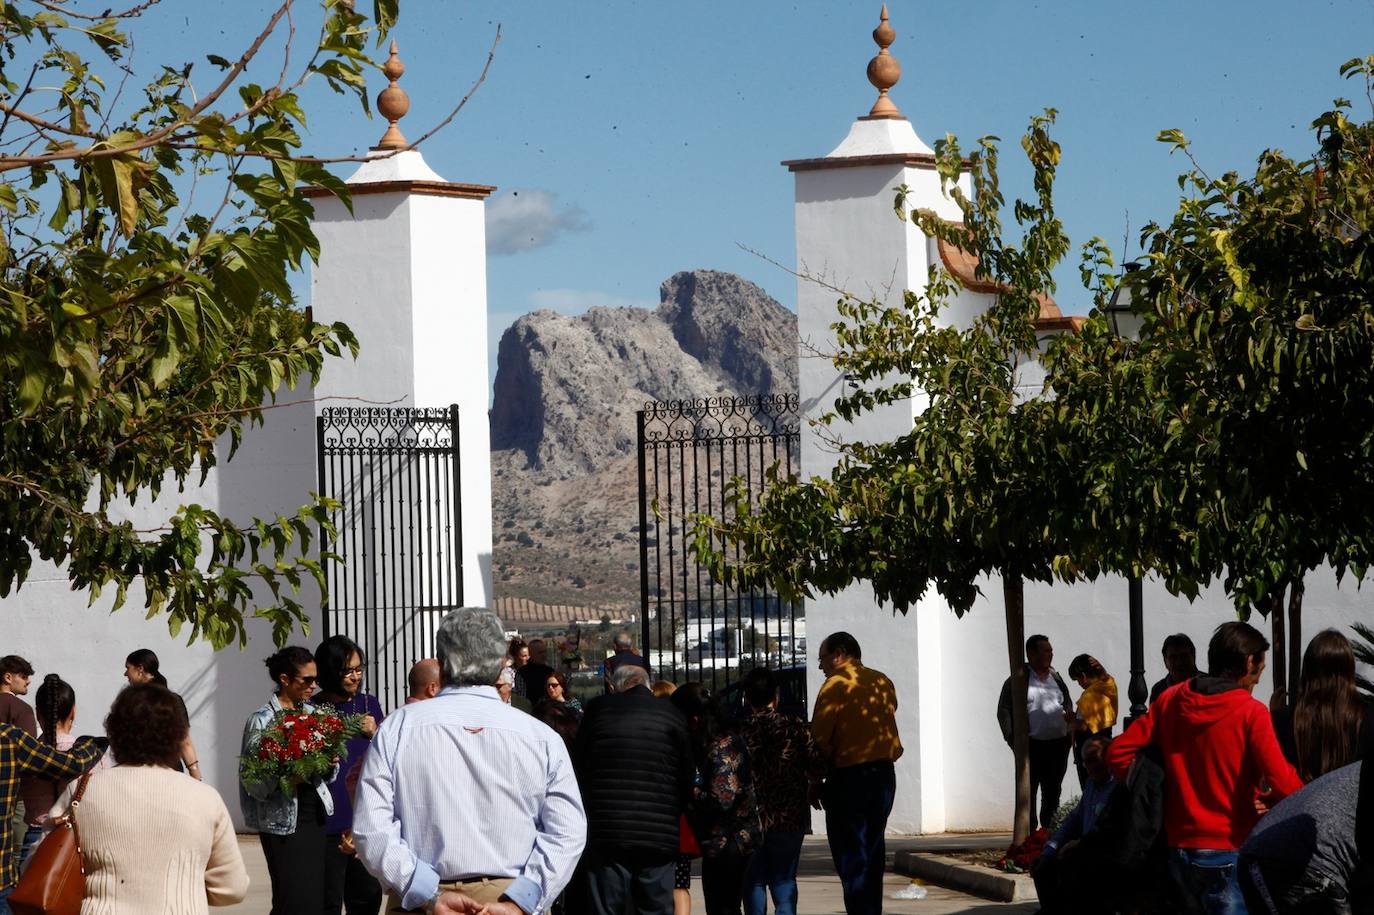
[1072,727,1112,789]
[1028,736,1071,832]
[324,834,384,915]
[1032,845,1121,914]
[260,787,327,915]
[583,849,676,915]
[701,852,754,915]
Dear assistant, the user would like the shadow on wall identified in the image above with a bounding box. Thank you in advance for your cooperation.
[210,389,323,831]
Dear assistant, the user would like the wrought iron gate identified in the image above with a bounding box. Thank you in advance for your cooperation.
[317,406,463,711]
[637,394,803,699]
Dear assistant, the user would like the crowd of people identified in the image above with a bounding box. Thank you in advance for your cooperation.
[0,614,903,915]
[1016,623,1374,914]
[0,649,244,914]
[0,611,1367,915]
[338,616,900,915]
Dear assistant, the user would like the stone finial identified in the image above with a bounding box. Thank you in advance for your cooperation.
[865,5,903,120]
[375,40,410,149]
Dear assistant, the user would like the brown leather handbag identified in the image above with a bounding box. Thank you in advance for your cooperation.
[9,769,93,915]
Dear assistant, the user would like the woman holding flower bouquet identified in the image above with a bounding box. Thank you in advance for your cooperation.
[239,645,347,915]
[314,635,385,915]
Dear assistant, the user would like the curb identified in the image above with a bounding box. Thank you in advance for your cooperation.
[892,850,1036,903]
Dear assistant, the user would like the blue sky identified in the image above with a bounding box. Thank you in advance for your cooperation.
[130,1,1373,384]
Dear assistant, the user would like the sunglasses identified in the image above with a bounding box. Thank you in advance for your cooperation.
[292,675,318,686]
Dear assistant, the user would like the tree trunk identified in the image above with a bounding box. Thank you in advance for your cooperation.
[1269,584,1288,701]
[1288,577,1305,694]
[1004,572,1032,846]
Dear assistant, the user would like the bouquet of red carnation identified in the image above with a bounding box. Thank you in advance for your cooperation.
[240,707,365,797]
[997,827,1050,873]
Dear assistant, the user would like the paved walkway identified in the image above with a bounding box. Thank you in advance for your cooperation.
[224,834,1036,914]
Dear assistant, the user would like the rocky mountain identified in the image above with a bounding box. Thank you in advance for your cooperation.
[490,270,798,612]
[491,270,797,476]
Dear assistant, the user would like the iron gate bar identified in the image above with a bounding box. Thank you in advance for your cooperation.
[636,394,802,702]
[316,405,464,713]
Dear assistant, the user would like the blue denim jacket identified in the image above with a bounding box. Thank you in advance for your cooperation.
[239,695,336,835]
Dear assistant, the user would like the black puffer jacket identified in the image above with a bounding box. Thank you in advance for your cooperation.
[575,685,693,858]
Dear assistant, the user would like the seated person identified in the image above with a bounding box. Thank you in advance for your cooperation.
[1032,732,1116,914]
[1238,759,1373,913]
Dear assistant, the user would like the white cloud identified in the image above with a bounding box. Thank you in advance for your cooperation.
[485,188,590,255]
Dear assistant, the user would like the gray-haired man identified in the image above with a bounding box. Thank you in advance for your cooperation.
[576,660,691,915]
[354,608,586,914]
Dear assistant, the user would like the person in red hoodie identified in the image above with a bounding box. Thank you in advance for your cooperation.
[1107,621,1302,915]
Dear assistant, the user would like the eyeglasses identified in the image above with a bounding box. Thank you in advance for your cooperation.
[293,675,318,686]
[343,665,364,677]
[546,681,561,691]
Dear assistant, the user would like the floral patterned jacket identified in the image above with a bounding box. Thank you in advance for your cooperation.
[740,708,826,833]
[690,731,762,857]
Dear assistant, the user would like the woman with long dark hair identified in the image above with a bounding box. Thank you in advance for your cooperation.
[17,674,97,867]
[313,635,383,915]
[540,670,583,717]
[670,682,761,915]
[1273,629,1374,782]
[239,645,333,915]
[124,648,202,780]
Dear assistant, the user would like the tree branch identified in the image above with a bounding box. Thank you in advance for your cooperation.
[31,0,165,20]
[0,1,293,172]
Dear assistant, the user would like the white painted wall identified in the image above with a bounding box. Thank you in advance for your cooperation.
[937,569,1371,830]
[794,118,971,833]
[2,392,320,831]
[308,152,494,609]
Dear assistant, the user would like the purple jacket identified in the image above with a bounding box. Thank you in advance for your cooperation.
[319,692,385,834]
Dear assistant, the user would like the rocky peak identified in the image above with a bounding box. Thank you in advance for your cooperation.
[490,270,797,475]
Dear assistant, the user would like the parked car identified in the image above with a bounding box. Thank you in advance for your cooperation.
[717,664,808,721]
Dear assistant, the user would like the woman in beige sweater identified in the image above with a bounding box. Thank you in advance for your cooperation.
[53,683,249,913]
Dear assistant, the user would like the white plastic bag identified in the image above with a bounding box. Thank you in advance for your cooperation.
[890,880,928,900]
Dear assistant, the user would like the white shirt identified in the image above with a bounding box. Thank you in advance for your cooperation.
[353,685,586,913]
[1027,668,1071,740]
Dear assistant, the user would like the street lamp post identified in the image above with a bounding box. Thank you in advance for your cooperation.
[1105,265,1150,724]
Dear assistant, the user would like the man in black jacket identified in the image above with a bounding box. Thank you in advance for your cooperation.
[575,664,694,915]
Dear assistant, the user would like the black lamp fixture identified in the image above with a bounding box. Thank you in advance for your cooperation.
[1104,261,1146,341]
[1103,259,1151,723]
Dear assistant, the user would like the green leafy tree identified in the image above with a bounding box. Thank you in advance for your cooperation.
[694,112,1078,845]
[1051,56,1374,699]
[694,58,1374,842]
[0,0,491,648]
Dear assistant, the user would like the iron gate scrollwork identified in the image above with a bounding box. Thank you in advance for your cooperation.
[637,394,804,703]
[317,406,462,712]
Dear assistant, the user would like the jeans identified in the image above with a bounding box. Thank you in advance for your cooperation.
[824,760,896,915]
[1168,848,1247,915]
[744,831,805,915]
[1237,855,1351,915]
[17,826,41,871]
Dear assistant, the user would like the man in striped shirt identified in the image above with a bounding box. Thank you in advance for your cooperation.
[354,607,586,915]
